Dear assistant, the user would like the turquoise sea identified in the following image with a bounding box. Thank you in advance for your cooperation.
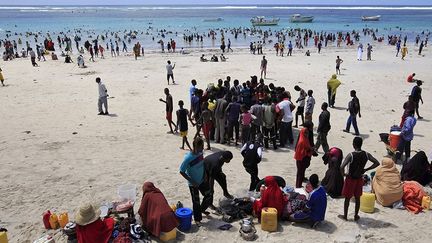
[0,5,431,49]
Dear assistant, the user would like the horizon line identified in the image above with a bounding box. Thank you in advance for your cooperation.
[2,4,432,7]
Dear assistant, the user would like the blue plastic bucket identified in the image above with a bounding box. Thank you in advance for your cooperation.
[175,207,193,231]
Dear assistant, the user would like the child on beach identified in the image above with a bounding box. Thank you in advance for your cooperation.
[176,100,192,150]
[336,56,343,74]
[159,88,177,134]
[166,60,175,85]
[240,104,253,145]
[194,102,213,150]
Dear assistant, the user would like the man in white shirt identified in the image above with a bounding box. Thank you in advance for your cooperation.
[277,91,294,147]
[166,60,175,85]
[96,77,108,115]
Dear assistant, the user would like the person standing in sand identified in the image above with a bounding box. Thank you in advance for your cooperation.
[344,90,361,136]
[159,88,177,134]
[401,44,408,60]
[335,56,343,75]
[314,102,331,153]
[411,80,424,119]
[327,74,341,108]
[0,67,5,86]
[260,56,267,79]
[96,77,108,115]
[339,137,379,221]
[179,137,212,226]
[176,100,192,151]
[166,60,175,85]
[357,43,363,61]
[366,43,373,60]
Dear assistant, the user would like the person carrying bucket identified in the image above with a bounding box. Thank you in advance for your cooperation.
[395,110,417,163]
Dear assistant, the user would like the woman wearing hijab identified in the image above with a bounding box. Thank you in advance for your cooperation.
[253,176,286,218]
[327,74,341,108]
[138,182,178,237]
[372,157,403,206]
[75,203,115,243]
[294,122,313,188]
[321,147,344,198]
[401,151,432,186]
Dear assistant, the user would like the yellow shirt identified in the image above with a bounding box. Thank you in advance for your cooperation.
[402,47,408,55]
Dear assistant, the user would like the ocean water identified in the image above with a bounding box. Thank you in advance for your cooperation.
[0,5,431,49]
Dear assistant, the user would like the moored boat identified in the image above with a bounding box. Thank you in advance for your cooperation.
[362,15,381,21]
[290,14,314,23]
[251,16,280,26]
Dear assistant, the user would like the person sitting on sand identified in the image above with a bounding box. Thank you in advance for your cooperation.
[138,182,178,238]
[75,203,115,243]
[77,55,86,68]
[200,54,208,62]
[211,55,219,62]
[340,137,379,221]
[401,151,432,186]
[64,55,72,63]
[253,176,286,218]
[290,174,327,228]
[321,147,344,198]
[305,50,311,56]
[372,157,403,207]
[51,52,58,60]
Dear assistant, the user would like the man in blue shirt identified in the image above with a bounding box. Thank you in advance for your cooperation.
[290,174,327,228]
[179,137,212,225]
[396,111,417,163]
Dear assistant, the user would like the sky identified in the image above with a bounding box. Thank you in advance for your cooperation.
[0,0,431,5]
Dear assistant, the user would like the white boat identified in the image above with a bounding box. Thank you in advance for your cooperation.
[203,17,224,22]
[290,14,314,23]
[251,16,280,26]
[362,15,381,21]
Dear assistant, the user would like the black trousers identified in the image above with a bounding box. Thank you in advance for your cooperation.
[250,124,261,142]
[279,121,293,146]
[244,164,260,191]
[263,126,277,149]
[207,172,230,206]
[189,182,212,222]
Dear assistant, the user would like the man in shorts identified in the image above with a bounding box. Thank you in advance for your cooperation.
[339,137,379,221]
[336,56,343,75]
[159,88,177,134]
[176,100,192,150]
[166,60,175,85]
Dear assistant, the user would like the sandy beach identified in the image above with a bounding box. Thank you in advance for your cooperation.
[0,43,431,242]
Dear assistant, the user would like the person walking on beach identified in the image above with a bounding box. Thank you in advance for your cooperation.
[176,100,192,150]
[166,60,175,85]
[339,137,379,221]
[260,56,267,79]
[401,44,408,60]
[179,137,212,226]
[396,40,401,57]
[418,41,424,55]
[314,102,331,153]
[357,43,363,61]
[327,74,341,108]
[366,44,372,60]
[411,80,424,119]
[336,56,343,75]
[344,90,361,136]
[96,77,108,115]
[159,88,177,134]
[241,135,263,192]
[204,151,234,209]
[227,39,233,52]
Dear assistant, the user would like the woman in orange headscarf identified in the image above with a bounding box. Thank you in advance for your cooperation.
[294,122,313,188]
[138,182,178,237]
